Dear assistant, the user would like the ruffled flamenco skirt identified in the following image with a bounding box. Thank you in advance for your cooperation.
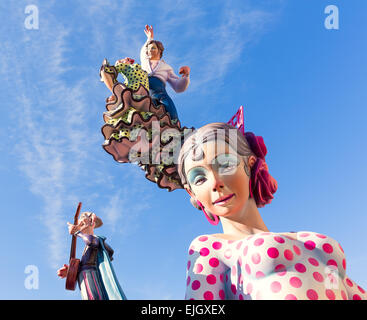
[101,83,192,191]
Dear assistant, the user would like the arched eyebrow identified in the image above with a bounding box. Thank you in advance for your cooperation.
[211,152,239,164]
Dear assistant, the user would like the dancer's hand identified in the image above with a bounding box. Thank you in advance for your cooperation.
[144,25,154,39]
[179,66,190,77]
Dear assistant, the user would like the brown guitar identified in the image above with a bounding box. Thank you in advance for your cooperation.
[65,202,82,291]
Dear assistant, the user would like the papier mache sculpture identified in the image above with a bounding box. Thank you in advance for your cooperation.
[100,25,193,192]
[57,204,126,300]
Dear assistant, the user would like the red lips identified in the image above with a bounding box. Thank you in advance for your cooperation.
[213,194,235,204]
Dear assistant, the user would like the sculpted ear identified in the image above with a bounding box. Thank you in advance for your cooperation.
[248,155,257,168]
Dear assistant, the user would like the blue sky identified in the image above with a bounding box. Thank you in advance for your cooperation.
[0,0,366,299]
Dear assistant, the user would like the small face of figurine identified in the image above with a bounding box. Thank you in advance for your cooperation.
[78,212,97,234]
[184,140,256,220]
[147,43,161,60]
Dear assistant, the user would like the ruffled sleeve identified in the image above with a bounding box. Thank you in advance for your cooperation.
[166,66,190,93]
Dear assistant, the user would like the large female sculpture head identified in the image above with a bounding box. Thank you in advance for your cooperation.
[177,123,278,225]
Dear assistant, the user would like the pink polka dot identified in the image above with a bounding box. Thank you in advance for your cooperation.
[219,290,225,300]
[199,236,208,242]
[231,266,237,276]
[254,238,264,246]
[186,276,191,286]
[212,241,222,250]
[322,243,333,254]
[285,294,298,300]
[209,257,219,268]
[239,274,244,284]
[353,294,362,300]
[275,264,287,276]
[238,256,243,267]
[239,294,244,300]
[346,278,353,287]
[228,240,235,244]
[194,263,203,273]
[313,272,324,282]
[231,284,237,295]
[299,232,310,237]
[224,249,232,259]
[307,289,318,300]
[246,283,253,294]
[284,249,293,261]
[342,259,346,270]
[270,281,282,293]
[243,245,248,256]
[308,257,319,266]
[304,240,316,250]
[236,241,243,250]
[341,290,347,300]
[251,253,261,264]
[327,259,338,268]
[358,286,365,294]
[274,236,285,243]
[316,233,327,239]
[203,291,214,300]
[295,263,306,273]
[220,274,224,283]
[200,247,210,256]
[245,263,251,275]
[206,274,216,285]
[289,276,302,288]
[191,280,200,290]
[267,247,279,258]
[325,289,335,300]
[256,271,265,279]
[293,245,301,255]
[189,248,194,255]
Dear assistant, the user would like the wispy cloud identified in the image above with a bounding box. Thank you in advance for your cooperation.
[0,1,282,271]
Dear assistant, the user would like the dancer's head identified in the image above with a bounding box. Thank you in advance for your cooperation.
[177,123,277,224]
[146,40,164,60]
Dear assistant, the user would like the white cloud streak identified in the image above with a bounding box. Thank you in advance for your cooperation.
[0,0,281,271]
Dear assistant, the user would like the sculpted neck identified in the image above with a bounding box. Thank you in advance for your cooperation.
[219,198,269,239]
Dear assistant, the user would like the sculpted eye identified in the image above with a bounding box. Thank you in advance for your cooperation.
[215,154,239,174]
[194,175,206,186]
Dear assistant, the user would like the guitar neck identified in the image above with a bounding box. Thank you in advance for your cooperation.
[69,202,82,261]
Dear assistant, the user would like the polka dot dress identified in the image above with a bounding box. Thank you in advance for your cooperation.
[114,62,149,91]
[185,232,367,300]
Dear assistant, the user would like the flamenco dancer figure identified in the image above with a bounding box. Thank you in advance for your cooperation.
[177,113,367,300]
[57,211,127,300]
[100,25,193,192]
[141,25,190,125]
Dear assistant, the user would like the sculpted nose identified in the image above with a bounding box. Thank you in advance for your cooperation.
[212,173,224,192]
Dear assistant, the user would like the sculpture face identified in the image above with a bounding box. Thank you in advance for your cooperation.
[78,212,96,233]
[147,42,161,60]
[184,140,251,219]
